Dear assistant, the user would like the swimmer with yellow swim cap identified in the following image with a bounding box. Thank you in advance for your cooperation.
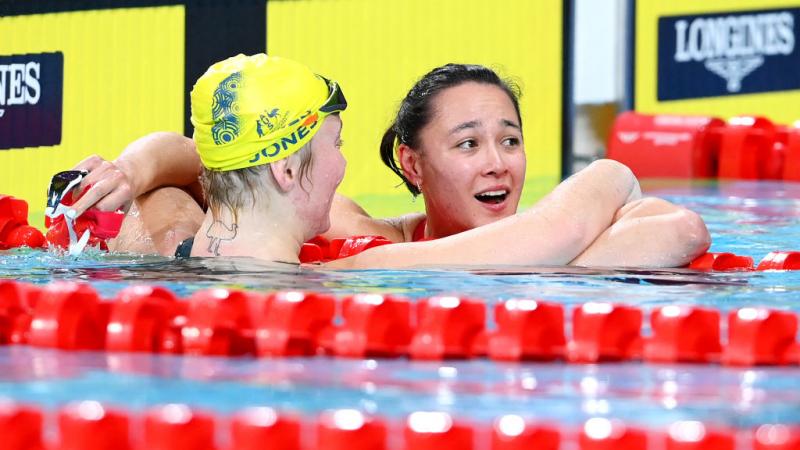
[184,54,348,261]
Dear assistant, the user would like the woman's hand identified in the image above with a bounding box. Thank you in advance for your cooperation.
[68,154,138,216]
[60,132,204,218]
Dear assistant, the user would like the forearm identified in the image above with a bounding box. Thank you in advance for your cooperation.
[115,132,202,197]
[332,160,643,269]
[570,199,711,268]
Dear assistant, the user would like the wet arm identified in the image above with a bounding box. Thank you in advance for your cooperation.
[329,159,642,268]
[70,132,203,215]
[569,197,711,267]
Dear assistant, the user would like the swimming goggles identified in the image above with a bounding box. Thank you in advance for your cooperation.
[45,170,91,255]
[318,76,347,114]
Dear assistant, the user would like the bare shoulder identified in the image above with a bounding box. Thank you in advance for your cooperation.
[325,194,426,243]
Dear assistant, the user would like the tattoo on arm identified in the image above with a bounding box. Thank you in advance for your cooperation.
[205,220,238,256]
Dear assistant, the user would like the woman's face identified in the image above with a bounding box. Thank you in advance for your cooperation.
[295,115,346,236]
[413,82,526,236]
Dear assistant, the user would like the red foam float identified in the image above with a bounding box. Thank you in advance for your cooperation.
[58,401,131,450]
[489,299,565,361]
[0,402,43,450]
[607,112,722,179]
[492,416,560,450]
[328,294,412,358]
[689,253,754,271]
[718,116,777,180]
[0,280,41,345]
[28,282,106,350]
[756,252,800,271]
[666,422,735,450]
[410,296,486,360]
[754,424,800,450]
[106,285,183,353]
[783,123,800,181]
[567,303,643,363]
[144,404,216,450]
[317,409,387,450]
[255,291,335,357]
[0,195,45,250]
[404,412,474,450]
[182,289,262,356]
[723,308,799,366]
[579,418,648,450]
[645,305,721,363]
[230,407,301,450]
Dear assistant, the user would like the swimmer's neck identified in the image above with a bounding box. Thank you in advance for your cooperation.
[191,204,304,262]
[421,200,467,239]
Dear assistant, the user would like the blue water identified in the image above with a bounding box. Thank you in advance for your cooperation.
[1,180,800,428]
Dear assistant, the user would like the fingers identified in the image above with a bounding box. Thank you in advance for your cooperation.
[63,154,137,216]
[93,183,133,212]
[72,154,105,172]
[69,171,134,216]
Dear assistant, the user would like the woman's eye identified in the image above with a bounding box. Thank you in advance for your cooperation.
[457,139,477,150]
[502,137,521,147]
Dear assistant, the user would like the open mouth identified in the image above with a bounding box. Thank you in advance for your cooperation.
[474,189,509,205]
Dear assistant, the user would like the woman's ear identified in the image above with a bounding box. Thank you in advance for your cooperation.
[269,156,299,193]
[398,143,423,186]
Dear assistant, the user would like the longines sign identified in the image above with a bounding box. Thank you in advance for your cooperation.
[657,8,800,101]
[0,52,63,150]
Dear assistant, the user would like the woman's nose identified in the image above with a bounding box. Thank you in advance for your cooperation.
[483,143,509,176]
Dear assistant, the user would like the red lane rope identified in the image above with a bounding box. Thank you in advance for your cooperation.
[0,401,795,450]
[1,279,799,366]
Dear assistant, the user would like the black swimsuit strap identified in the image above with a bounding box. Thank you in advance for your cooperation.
[174,236,195,258]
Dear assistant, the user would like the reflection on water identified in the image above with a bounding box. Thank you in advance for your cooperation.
[2,181,800,425]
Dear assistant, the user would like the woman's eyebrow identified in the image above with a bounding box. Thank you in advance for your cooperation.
[449,120,481,135]
[501,119,521,130]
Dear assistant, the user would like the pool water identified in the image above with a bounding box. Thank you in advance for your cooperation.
[1,180,800,431]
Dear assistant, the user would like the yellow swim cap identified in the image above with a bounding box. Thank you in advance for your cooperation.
[190,54,347,171]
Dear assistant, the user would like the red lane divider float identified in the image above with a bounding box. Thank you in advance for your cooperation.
[255,291,335,357]
[326,294,413,358]
[410,296,486,360]
[0,195,45,250]
[488,299,565,361]
[688,251,800,272]
[318,409,387,450]
[607,111,800,182]
[58,401,131,450]
[568,303,643,363]
[0,401,796,450]
[756,252,800,271]
[580,418,648,450]
[3,280,800,367]
[667,422,736,450]
[645,306,721,364]
[689,252,754,271]
[723,308,799,366]
[106,285,184,354]
[0,402,43,450]
[231,407,301,450]
[754,424,800,450]
[492,416,561,450]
